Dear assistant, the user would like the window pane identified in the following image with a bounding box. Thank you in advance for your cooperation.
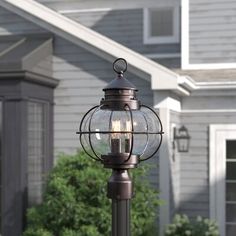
[227,225,236,236]
[27,102,45,206]
[226,162,236,180]
[226,204,236,222]
[227,183,236,201]
[227,140,236,159]
[150,8,173,37]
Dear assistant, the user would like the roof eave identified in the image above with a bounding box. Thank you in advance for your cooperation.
[0,0,180,91]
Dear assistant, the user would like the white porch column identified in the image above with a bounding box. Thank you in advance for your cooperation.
[159,107,171,236]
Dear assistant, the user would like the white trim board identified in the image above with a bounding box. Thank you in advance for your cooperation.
[182,63,236,70]
[159,107,171,236]
[209,125,236,236]
[144,53,180,59]
[181,0,189,69]
[182,109,236,113]
[0,0,180,91]
[154,97,181,112]
[59,8,112,14]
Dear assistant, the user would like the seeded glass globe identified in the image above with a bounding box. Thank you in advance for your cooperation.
[78,58,163,162]
[79,105,162,161]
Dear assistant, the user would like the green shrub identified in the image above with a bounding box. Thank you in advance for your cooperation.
[165,214,220,236]
[24,151,161,236]
[23,227,52,236]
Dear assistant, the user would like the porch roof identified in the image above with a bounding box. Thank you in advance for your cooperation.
[0,34,52,72]
[0,34,58,88]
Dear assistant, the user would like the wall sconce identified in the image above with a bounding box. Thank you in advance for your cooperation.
[174,126,190,152]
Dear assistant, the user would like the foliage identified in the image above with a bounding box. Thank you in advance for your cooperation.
[24,151,161,236]
[165,214,220,236]
[23,227,52,236]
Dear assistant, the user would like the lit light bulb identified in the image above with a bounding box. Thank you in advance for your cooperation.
[125,121,132,135]
[111,120,121,153]
[111,120,121,139]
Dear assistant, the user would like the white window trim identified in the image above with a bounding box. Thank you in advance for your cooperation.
[209,124,236,236]
[181,0,189,69]
[143,6,180,45]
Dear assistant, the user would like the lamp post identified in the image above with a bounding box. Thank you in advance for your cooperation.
[77,58,163,236]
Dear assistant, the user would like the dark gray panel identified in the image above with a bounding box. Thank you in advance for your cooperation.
[0,72,56,236]
[2,100,28,236]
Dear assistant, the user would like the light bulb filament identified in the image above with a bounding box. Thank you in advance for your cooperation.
[111,120,121,153]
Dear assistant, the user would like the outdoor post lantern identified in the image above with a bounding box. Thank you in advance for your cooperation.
[174,126,190,152]
[77,58,163,236]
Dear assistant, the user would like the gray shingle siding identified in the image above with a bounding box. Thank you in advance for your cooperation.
[64,9,180,56]
[189,0,236,64]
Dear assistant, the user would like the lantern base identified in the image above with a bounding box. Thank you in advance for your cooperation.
[102,153,139,169]
[107,169,133,200]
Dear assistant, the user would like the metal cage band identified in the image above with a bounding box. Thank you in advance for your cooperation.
[123,104,134,163]
[79,105,102,161]
[88,105,104,161]
[139,104,164,162]
[77,104,164,162]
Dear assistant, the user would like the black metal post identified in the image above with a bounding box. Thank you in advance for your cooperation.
[107,169,133,236]
[112,200,130,236]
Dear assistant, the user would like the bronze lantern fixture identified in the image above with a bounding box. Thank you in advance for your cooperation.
[77,58,163,236]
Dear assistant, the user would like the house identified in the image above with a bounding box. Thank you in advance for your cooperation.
[0,0,235,235]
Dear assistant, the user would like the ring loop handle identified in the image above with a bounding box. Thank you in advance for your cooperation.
[113,58,127,74]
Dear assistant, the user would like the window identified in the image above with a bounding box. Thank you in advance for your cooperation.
[143,6,180,44]
[27,101,46,206]
[210,125,236,236]
[226,140,236,236]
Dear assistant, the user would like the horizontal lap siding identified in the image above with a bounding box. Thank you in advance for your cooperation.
[0,7,46,35]
[53,37,153,155]
[35,0,180,12]
[179,112,236,218]
[189,0,236,64]
[63,9,180,56]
